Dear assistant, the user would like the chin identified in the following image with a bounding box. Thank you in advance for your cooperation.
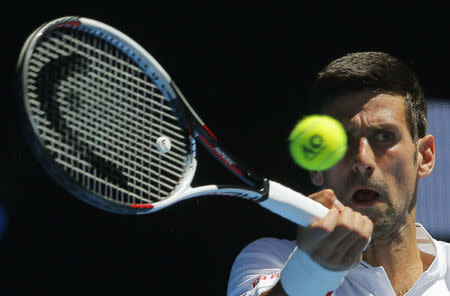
[370,214,408,240]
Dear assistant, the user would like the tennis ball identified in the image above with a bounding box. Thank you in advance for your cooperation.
[289,115,347,171]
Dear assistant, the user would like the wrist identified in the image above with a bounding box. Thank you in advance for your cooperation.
[280,246,347,295]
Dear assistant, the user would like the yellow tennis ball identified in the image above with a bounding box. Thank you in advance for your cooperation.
[289,115,347,171]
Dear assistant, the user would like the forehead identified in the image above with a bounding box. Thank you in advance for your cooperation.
[322,91,408,127]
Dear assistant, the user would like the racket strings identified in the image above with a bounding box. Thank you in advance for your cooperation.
[25,26,192,205]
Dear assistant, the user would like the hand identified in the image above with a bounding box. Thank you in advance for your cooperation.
[296,189,373,271]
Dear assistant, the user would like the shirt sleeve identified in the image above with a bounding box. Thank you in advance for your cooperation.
[227,237,296,296]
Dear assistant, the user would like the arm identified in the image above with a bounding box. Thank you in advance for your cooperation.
[227,238,295,296]
[230,189,372,296]
[294,189,373,271]
[279,190,373,295]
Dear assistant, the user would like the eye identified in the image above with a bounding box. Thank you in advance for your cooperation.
[374,131,395,143]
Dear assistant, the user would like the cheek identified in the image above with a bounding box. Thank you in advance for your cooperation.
[322,164,350,191]
[381,148,418,197]
[383,145,417,179]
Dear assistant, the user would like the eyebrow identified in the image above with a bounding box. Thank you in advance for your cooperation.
[343,122,400,134]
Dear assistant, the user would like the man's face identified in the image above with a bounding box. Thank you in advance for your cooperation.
[317,91,419,239]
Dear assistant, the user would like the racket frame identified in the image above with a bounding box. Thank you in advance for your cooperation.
[17,16,268,215]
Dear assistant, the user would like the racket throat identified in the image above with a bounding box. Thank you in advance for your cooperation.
[195,131,265,189]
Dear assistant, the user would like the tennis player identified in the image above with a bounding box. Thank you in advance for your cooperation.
[227,52,450,295]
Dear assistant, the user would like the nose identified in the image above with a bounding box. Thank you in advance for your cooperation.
[351,137,375,177]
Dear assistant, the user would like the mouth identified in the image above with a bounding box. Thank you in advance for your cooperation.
[351,189,380,207]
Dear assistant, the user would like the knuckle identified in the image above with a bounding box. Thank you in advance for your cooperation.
[337,209,370,236]
[338,213,355,230]
[323,189,335,198]
[310,189,336,208]
[340,207,354,220]
[340,219,356,232]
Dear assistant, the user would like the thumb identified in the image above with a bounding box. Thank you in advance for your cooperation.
[308,189,344,210]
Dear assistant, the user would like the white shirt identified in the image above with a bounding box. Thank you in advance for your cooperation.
[227,224,450,295]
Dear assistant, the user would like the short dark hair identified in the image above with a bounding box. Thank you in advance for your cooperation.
[307,52,427,142]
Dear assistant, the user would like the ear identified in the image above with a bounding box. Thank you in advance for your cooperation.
[309,171,324,186]
[417,134,435,179]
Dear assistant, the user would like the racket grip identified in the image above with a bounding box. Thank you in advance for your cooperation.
[259,180,329,226]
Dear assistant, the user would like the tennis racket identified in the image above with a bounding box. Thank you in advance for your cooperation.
[16,16,329,226]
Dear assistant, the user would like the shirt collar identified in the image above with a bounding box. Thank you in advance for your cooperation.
[348,223,447,294]
[358,223,437,268]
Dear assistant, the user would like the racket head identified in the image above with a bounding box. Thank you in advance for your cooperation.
[17,16,198,214]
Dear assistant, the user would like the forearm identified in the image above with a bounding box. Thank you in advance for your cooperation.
[256,246,347,296]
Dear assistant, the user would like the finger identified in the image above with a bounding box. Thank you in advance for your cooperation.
[359,215,374,251]
[309,207,356,260]
[333,199,345,212]
[339,235,373,269]
[308,189,338,209]
[329,212,372,266]
[298,207,340,251]
[340,215,373,268]
[316,207,355,249]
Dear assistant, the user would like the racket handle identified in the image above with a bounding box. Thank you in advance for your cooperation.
[259,180,329,226]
